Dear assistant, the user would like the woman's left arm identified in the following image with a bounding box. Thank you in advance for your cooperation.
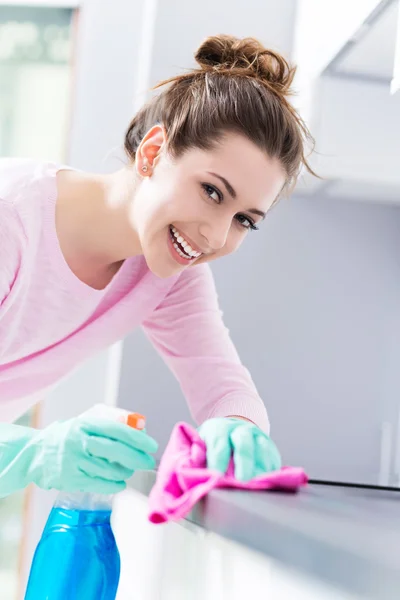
[142,264,281,480]
[142,263,269,432]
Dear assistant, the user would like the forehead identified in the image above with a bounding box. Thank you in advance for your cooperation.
[177,132,286,208]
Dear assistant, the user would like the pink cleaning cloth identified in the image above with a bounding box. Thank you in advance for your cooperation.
[148,422,308,524]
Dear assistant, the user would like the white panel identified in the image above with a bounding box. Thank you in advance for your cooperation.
[210,533,361,600]
[311,75,400,187]
[293,0,382,75]
[113,488,207,600]
[337,0,398,80]
[292,0,382,123]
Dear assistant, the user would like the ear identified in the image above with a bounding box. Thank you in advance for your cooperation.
[135,125,167,176]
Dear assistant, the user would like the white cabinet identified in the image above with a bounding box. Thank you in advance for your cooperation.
[293,0,400,201]
[112,489,360,600]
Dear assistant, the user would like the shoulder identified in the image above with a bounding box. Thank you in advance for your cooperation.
[169,263,216,292]
[0,158,69,241]
[156,263,220,311]
[0,158,64,208]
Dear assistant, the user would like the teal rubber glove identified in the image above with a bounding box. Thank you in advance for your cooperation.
[0,417,158,498]
[198,417,281,482]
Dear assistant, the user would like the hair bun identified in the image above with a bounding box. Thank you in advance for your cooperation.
[194,34,295,96]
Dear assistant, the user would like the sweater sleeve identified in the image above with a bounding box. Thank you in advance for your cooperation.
[0,203,24,308]
[141,264,270,432]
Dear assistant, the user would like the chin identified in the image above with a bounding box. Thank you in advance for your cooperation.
[143,253,182,279]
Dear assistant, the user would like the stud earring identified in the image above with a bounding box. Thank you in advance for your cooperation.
[142,165,148,173]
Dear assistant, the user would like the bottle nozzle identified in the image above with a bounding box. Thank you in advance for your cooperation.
[121,412,146,430]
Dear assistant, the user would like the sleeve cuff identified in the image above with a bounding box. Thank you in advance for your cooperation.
[206,395,270,434]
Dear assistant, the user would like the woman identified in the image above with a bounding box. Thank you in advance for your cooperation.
[0,35,315,497]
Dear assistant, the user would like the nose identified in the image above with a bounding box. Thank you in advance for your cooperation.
[199,220,230,253]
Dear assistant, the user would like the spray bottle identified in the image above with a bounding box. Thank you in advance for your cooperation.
[24,404,145,600]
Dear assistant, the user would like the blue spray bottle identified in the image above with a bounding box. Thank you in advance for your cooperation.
[24,405,146,600]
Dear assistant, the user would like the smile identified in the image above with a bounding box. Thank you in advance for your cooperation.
[169,225,202,261]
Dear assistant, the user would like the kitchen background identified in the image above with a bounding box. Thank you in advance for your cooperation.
[0,1,399,598]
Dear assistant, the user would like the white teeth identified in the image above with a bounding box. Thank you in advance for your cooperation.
[170,226,201,258]
[173,242,191,260]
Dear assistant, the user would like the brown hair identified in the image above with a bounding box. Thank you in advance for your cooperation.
[124,34,317,196]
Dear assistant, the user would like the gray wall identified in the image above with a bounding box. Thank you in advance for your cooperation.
[119,196,400,484]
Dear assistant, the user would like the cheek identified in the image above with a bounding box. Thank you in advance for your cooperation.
[200,229,245,264]
[226,227,247,252]
[215,226,247,257]
[136,187,173,231]
[149,184,197,226]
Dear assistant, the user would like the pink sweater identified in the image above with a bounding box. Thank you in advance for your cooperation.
[0,159,269,430]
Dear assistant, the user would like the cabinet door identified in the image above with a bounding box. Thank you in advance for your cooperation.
[113,488,360,600]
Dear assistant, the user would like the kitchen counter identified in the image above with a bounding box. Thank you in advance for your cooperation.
[125,471,400,600]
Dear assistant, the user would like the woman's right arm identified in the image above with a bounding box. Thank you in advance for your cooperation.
[0,201,158,497]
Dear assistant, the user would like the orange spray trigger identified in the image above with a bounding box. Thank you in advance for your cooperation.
[126,413,146,430]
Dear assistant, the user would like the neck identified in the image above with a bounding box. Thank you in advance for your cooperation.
[56,165,142,270]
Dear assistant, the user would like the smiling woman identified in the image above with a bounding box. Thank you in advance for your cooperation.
[121,126,287,277]
[120,34,316,278]
[0,35,315,512]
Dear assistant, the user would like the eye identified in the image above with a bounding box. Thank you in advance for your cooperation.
[201,183,222,204]
[235,214,259,231]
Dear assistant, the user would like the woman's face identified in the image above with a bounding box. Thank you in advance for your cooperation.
[130,127,286,279]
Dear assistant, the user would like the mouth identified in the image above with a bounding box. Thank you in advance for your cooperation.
[168,225,203,263]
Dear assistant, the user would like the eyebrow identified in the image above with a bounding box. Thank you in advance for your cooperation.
[207,171,266,220]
